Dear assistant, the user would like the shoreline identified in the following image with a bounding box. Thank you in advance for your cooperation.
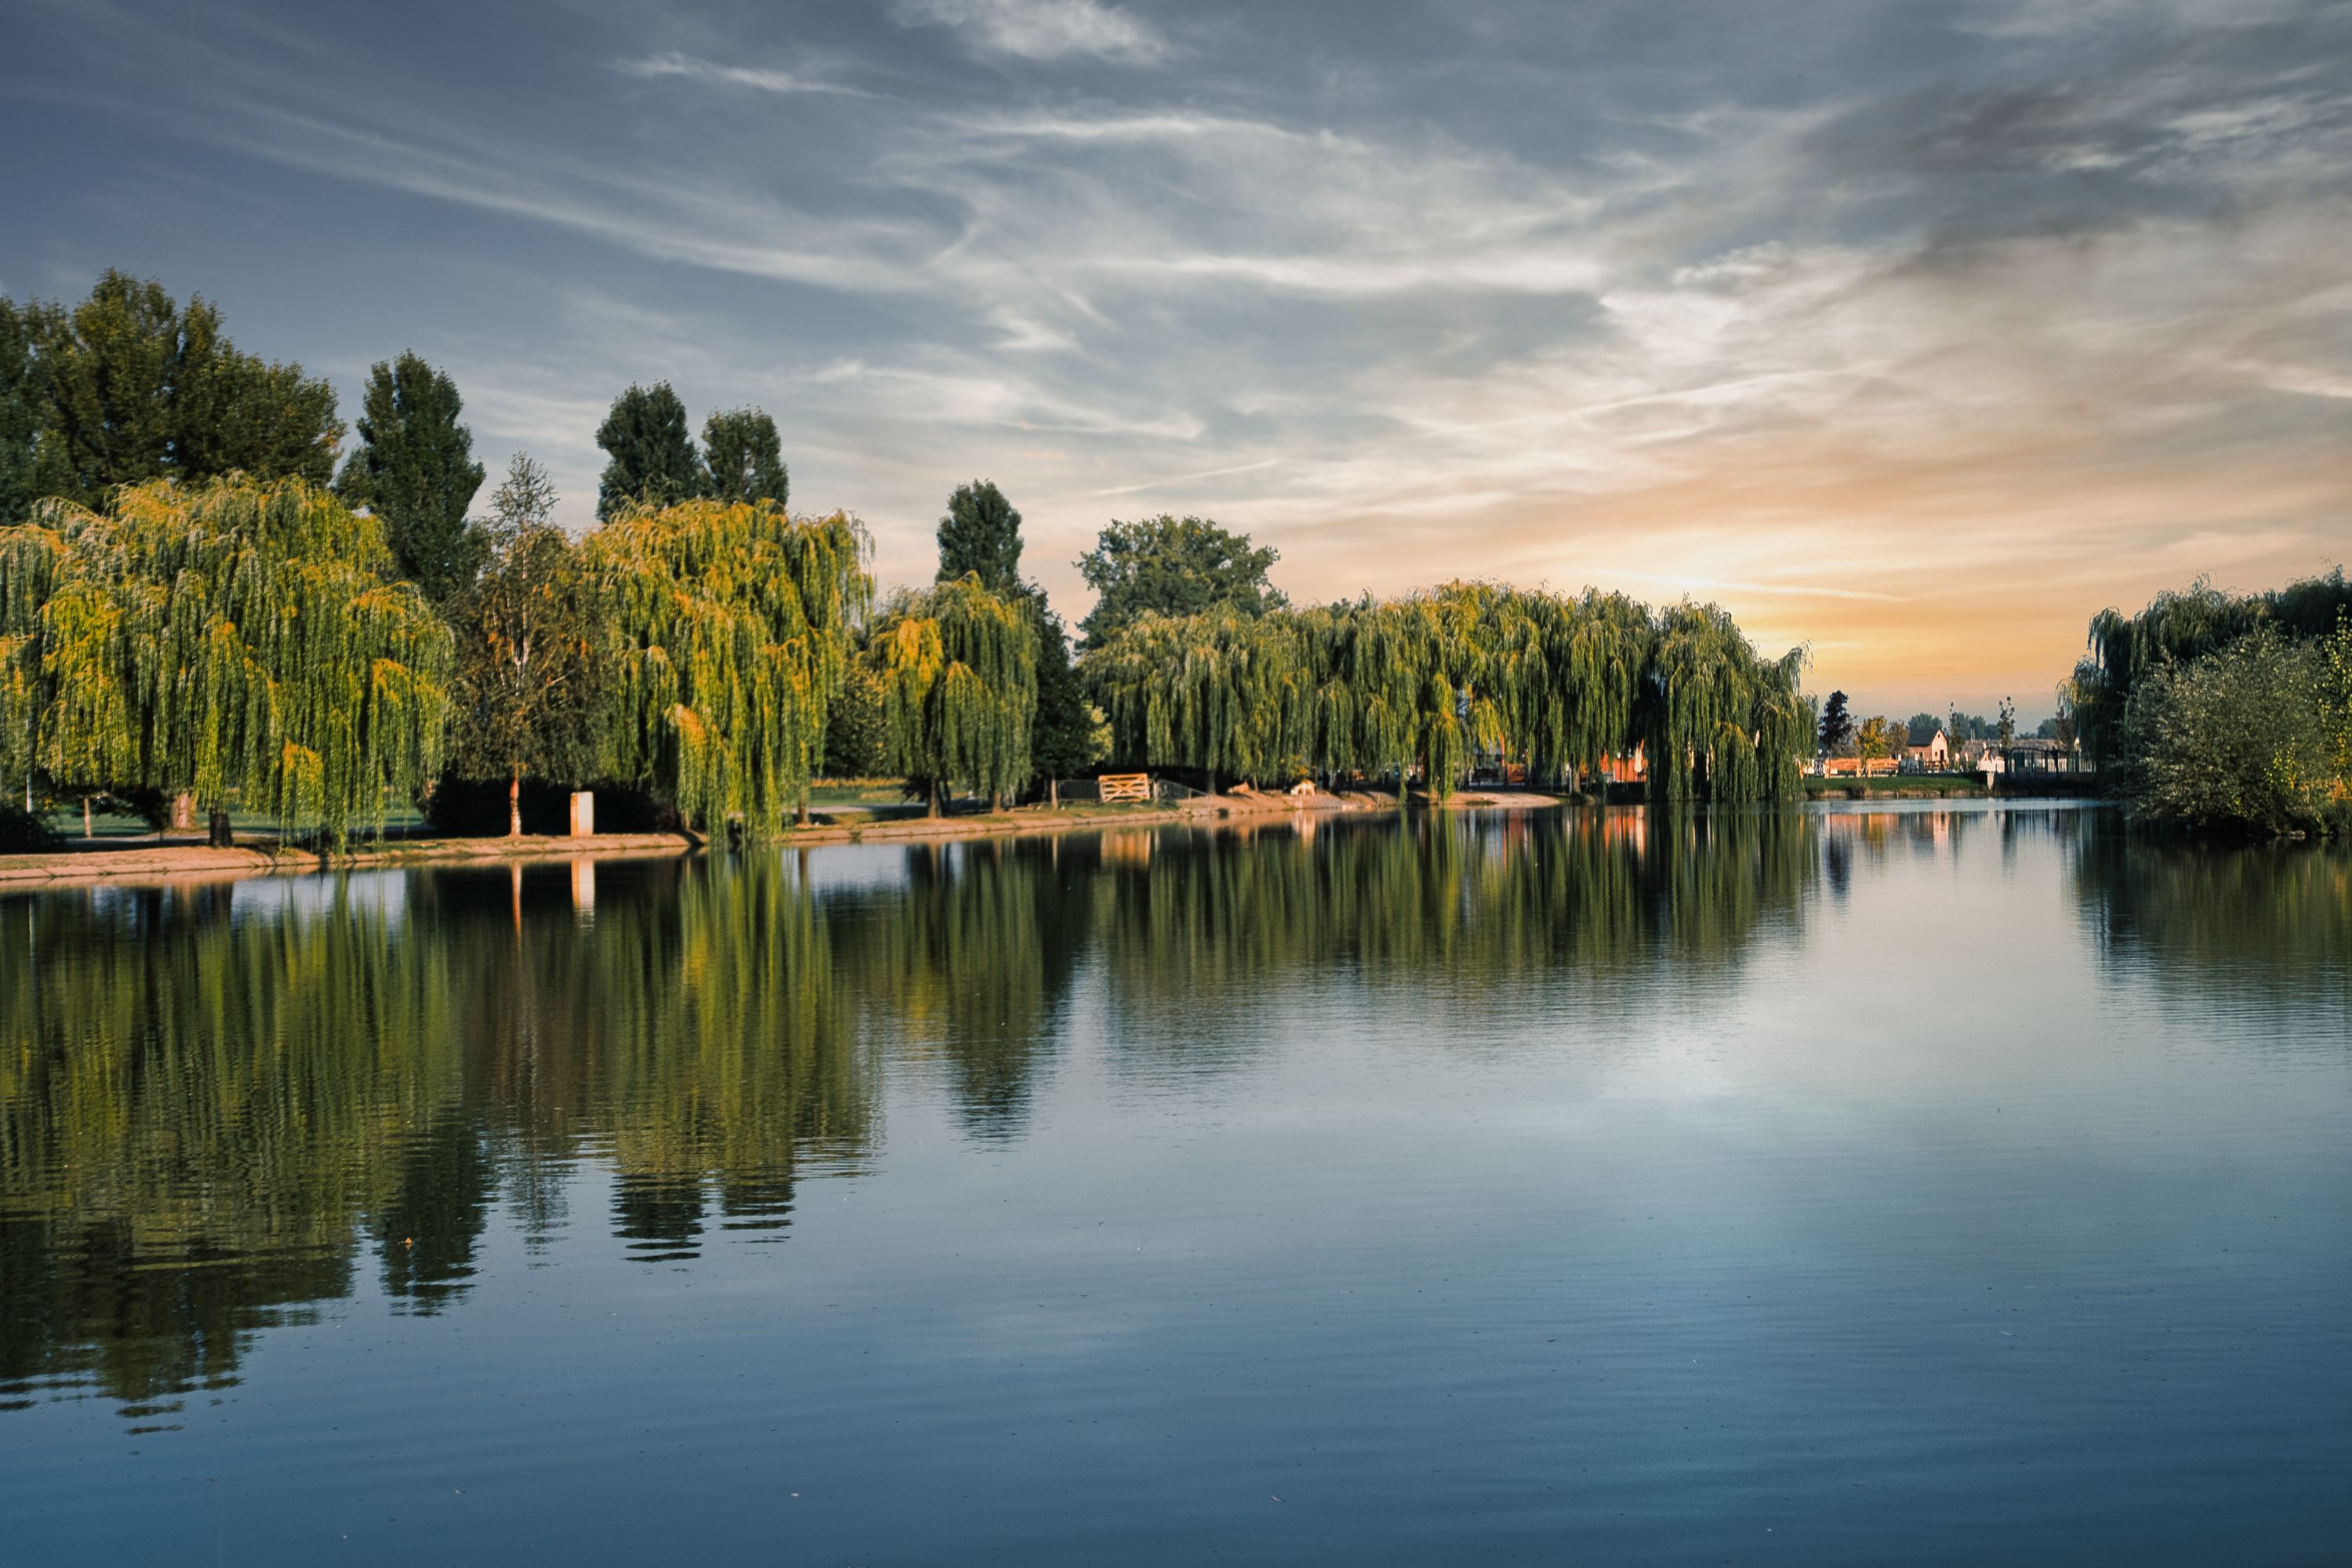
[0,791,1338,888]
[0,785,2103,890]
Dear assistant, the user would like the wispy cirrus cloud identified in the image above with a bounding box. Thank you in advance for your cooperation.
[612,50,869,97]
[5,0,2347,715]
[892,0,1171,63]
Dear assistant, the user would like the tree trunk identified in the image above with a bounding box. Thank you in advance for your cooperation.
[82,797,93,839]
[207,809,233,848]
[989,788,1004,815]
[171,791,195,831]
[927,780,942,819]
[508,771,523,838]
[795,797,810,828]
[1049,776,1059,811]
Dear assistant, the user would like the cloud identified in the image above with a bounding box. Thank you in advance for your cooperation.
[893,0,1171,63]
[611,51,869,97]
[9,0,2347,713]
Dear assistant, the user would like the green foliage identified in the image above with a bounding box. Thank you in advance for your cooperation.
[1083,583,1806,802]
[702,408,788,507]
[936,480,1025,594]
[584,498,869,836]
[31,270,342,507]
[1025,590,1102,782]
[2117,627,2347,836]
[2073,569,2352,763]
[0,298,50,527]
[875,576,1037,809]
[1075,514,1285,648]
[0,477,452,842]
[594,383,707,520]
[336,352,486,602]
[445,456,601,815]
[0,801,60,851]
[1818,690,1853,755]
[822,659,889,777]
[1640,601,1809,803]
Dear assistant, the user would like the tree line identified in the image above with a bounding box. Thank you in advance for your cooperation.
[2068,572,2352,835]
[2,270,1817,844]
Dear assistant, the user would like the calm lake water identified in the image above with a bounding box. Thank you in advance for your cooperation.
[2,803,2347,1565]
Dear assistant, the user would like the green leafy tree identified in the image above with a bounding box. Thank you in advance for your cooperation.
[1998,696,2016,748]
[33,270,342,507]
[2117,629,2341,835]
[875,576,1036,816]
[594,383,707,521]
[1818,690,1854,758]
[702,408,788,507]
[930,481,1098,800]
[446,455,600,836]
[1075,514,1286,648]
[936,480,1025,594]
[336,352,487,602]
[0,476,451,844]
[822,659,889,778]
[1854,715,1903,775]
[0,297,54,527]
[584,498,868,835]
[1024,590,1102,800]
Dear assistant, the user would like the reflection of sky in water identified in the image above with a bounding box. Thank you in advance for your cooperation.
[1,805,2345,1566]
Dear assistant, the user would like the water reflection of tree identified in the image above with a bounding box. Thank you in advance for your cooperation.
[0,808,1825,1423]
[2071,824,2352,1032]
[0,859,877,1415]
[833,839,1092,1140]
[1092,810,1817,1065]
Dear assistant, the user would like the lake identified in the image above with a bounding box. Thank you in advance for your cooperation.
[2,803,2347,1564]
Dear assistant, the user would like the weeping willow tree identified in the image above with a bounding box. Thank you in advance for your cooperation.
[1639,601,1810,804]
[2071,569,2352,766]
[0,477,452,842]
[874,575,1037,815]
[583,499,868,837]
[1083,581,1803,802]
[1084,605,1316,789]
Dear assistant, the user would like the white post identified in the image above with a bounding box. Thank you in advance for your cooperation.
[568,790,595,838]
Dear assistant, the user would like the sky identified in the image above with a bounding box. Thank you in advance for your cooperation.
[4,0,2349,718]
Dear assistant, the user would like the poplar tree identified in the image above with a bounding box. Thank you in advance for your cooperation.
[0,298,52,527]
[875,576,1036,815]
[936,481,1024,594]
[594,383,707,520]
[702,408,789,507]
[0,477,452,843]
[336,352,487,603]
[931,481,1096,798]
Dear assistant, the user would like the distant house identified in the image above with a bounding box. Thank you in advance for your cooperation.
[1960,738,2003,775]
[1903,726,1950,770]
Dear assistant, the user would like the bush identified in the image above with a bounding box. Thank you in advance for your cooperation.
[823,662,888,778]
[2116,629,2346,835]
[0,804,62,853]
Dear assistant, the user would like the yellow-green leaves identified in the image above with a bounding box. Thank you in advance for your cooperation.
[0,476,452,841]
[1082,583,1808,801]
[584,498,869,837]
[876,575,1036,807]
